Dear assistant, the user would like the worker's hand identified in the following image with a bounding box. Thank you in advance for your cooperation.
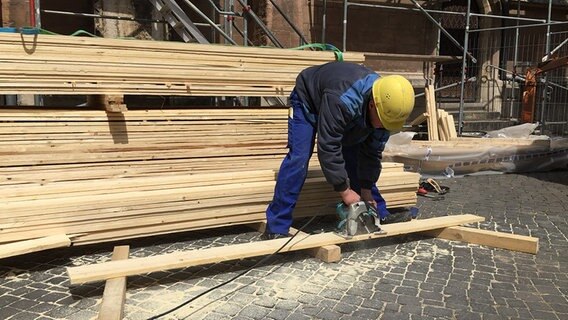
[360,188,377,209]
[339,188,360,206]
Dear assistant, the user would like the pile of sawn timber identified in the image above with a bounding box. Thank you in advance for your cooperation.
[0,108,419,248]
[0,33,364,96]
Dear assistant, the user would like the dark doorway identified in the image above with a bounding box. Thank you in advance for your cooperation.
[436,0,480,101]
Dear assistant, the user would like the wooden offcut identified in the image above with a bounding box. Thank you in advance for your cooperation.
[66,214,484,284]
[422,226,539,254]
[409,112,428,126]
[98,245,130,320]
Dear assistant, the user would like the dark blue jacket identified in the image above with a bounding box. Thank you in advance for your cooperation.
[295,61,390,192]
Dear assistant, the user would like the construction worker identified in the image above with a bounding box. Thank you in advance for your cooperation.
[262,61,415,240]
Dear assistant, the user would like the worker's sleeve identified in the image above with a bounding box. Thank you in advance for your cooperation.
[317,92,352,192]
[357,129,390,189]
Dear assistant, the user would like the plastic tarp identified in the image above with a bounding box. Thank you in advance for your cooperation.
[383,124,568,177]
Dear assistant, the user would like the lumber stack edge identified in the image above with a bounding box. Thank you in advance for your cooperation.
[0,107,419,258]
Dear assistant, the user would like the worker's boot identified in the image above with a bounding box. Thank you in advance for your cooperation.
[381,210,412,224]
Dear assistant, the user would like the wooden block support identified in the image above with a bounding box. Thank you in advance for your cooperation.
[289,227,341,263]
[67,214,484,284]
[98,245,130,320]
[421,226,539,254]
[0,234,71,259]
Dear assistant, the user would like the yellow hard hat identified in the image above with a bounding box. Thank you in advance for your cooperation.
[372,75,415,132]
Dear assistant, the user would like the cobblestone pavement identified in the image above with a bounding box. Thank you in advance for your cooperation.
[1,171,567,320]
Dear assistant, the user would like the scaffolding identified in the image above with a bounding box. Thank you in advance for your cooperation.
[336,0,568,136]
[12,0,568,136]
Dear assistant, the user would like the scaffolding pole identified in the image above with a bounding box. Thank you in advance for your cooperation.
[409,0,475,63]
[458,0,472,135]
[236,0,283,48]
[541,0,553,133]
[180,0,237,44]
[339,0,566,51]
[511,0,521,119]
[322,0,327,43]
[469,20,568,33]
[341,1,556,23]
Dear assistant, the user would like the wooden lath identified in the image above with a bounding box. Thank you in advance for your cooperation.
[410,86,458,141]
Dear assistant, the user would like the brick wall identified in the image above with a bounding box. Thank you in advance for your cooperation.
[267,0,437,75]
[1,0,31,27]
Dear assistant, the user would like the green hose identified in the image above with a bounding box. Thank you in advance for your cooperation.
[291,43,344,62]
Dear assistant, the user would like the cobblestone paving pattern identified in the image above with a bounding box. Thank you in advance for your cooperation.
[1,171,567,319]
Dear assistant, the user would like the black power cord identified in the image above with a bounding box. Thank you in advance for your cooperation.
[147,216,318,320]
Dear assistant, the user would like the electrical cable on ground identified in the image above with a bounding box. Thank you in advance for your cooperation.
[146,215,318,320]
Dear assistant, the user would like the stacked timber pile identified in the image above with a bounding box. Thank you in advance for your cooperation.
[398,86,562,174]
[0,108,419,249]
[409,84,457,141]
[0,33,364,97]
[409,107,457,141]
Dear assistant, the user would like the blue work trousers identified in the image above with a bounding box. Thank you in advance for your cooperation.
[265,91,388,235]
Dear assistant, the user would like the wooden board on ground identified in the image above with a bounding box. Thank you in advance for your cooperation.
[67,214,484,284]
[98,246,129,320]
[248,222,341,263]
[421,226,538,254]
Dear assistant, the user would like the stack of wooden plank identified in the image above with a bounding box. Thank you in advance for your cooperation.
[436,109,458,141]
[0,33,364,97]
[0,108,419,248]
[410,84,457,141]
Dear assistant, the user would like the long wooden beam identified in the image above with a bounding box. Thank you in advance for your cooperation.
[421,226,539,254]
[67,214,484,284]
[249,222,342,263]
